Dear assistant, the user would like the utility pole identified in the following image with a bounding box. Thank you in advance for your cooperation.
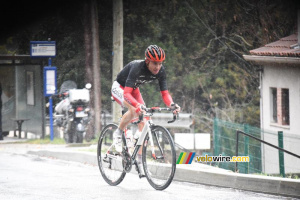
[83,0,101,138]
[112,0,123,123]
[91,0,101,136]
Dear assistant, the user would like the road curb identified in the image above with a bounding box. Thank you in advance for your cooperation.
[28,150,98,165]
[28,150,300,198]
[175,166,300,198]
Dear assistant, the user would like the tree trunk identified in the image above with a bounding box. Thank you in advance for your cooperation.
[112,0,123,123]
[84,1,93,84]
[83,0,101,140]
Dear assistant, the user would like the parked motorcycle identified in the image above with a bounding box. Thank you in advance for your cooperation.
[54,80,91,143]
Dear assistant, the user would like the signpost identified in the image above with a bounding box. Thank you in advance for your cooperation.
[30,41,56,57]
[43,67,57,97]
[31,40,56,140]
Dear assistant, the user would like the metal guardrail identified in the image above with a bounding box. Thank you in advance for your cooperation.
[235,130,300,177]
[99,112,193,129]
[151,113,193,129]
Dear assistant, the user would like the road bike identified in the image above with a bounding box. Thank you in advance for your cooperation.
[97,107,178,190]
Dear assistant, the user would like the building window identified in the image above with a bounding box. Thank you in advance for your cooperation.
[26,71,35,105]
[270,88,289,126]
[271,88,277,123]
[281,89,289,125]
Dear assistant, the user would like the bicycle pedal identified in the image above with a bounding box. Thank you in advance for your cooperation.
[139,174,146,179]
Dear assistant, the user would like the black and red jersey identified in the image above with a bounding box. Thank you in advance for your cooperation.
[116,60,168,91]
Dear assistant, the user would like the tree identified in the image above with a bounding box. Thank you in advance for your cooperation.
[83,0,102,139]
[2,0,297,135]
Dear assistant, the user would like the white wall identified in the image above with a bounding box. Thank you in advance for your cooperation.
[261,64,300,174]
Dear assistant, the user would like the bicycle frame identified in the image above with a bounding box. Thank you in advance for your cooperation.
[103,117,159,172]
[126,118,157,163]
[103,107,177,174]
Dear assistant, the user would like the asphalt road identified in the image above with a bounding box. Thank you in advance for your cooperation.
[0,151,291,200]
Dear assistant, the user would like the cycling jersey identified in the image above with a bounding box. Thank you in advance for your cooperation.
[116,60,168,91]
[113,60,173,108]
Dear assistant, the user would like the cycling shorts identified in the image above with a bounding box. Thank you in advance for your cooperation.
[111,81,145,107]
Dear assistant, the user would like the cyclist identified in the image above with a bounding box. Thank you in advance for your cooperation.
[111,45,180,170]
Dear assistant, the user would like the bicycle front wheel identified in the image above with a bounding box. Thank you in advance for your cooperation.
[142,125,176,190]
[97,123,126,186]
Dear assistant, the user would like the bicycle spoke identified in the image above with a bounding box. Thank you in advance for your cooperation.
[142,125,176,190]
[97,124,126,186]
[153,131,164,158]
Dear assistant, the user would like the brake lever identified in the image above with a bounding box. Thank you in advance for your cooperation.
[167,113,179,123]
[139,113,144,121]
[132,113,144,125]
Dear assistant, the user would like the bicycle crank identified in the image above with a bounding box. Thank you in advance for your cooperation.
[122,150,132,173]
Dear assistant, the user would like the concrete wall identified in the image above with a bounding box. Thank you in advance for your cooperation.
[261,64,300,174]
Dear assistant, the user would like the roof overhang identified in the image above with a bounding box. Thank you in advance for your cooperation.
[0,54,44,65]
[243,55,300,66]
[0,54,35,60]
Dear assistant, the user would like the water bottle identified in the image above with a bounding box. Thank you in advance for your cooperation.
[125,129,134,148]
[133,131,142,144]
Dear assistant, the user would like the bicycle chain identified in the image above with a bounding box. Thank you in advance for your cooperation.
[122,149,132,173]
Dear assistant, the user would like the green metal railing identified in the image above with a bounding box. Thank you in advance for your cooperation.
[213,118,262,174]
[235,130,300,177]
[213,118,300,176]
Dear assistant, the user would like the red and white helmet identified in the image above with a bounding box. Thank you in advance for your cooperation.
[145,45,165,62]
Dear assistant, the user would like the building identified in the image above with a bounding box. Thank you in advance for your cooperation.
[243,31,300,174]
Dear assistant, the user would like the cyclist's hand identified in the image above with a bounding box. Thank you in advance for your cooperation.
[135,104,146,115]
[170,103,180,114]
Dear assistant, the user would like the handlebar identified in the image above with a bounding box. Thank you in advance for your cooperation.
[132,107,179,125]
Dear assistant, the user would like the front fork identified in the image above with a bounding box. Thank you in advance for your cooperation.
[148,126,157,160]
[135,121,160,160]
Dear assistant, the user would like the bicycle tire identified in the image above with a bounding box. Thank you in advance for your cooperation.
[97,123,126,186]
[142,125,176,190]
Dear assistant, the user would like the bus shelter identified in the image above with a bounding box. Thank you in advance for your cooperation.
[0,55,45,138]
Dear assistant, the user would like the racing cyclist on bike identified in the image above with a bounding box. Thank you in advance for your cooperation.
[111,45,180,171]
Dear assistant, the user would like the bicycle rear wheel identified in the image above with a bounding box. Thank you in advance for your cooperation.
[142,125,176,190]
[97,123,126,186]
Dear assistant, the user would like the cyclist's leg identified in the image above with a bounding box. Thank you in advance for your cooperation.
[111,81,125,107]
[111,82,142,143]
[131,88,145,132]
[111,82,145,156]
[111,81,128,152]
[118,87,145,131]
[119,101,144,130]
[111,81,141,130]
[122,89,145,172]
[131,88,145,173]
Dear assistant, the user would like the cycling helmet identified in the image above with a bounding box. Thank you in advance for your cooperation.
[145,45,165,62]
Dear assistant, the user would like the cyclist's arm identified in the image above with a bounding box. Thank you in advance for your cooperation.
[160,90,173,107]
[158,67,174,107]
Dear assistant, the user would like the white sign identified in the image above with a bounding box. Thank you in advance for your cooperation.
[195,134,211,149]
[46,70,56,94]
[43,67,57,97]
[30,41,56,57]
[175,134,194,149]
[175,133,211,150]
